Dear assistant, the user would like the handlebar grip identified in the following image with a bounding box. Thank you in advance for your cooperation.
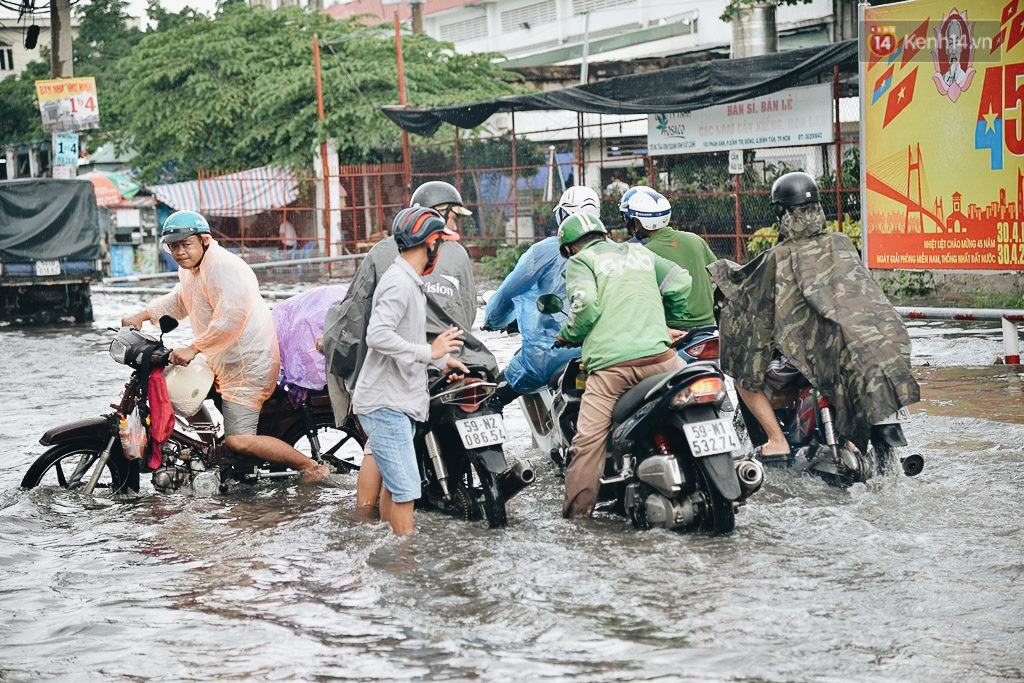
[553,339,577,349]
[152,348,172,366]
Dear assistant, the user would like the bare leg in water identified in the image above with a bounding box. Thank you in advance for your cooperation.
[354,452,382,522]
[736,386,790,457]
[224,434,331,482]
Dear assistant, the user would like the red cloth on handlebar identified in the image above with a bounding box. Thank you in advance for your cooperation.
[147,368,175,469]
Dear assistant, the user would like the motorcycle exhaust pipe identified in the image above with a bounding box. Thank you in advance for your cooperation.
[424,431,451,499]
[900,453,924,477]
[498,459,536,501]
[735,458,765,498]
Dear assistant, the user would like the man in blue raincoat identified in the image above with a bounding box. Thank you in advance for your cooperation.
[483,186,601,403]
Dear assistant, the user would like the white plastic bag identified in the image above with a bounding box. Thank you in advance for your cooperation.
[118,408,148,460]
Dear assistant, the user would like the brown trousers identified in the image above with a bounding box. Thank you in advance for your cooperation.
[562,348,684,518]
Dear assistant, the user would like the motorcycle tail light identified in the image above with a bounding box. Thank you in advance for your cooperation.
[686,337,720,360]
[438,379,496,413]
[670,376,726,408]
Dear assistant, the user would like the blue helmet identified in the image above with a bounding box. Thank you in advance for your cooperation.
[161,210,211,244]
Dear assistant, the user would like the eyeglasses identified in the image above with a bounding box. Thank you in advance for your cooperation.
[163,238,201,254]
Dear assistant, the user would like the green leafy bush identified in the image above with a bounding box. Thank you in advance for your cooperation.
[478,241,531,280]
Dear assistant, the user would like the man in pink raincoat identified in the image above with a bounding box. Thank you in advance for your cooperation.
[122,210,328,481]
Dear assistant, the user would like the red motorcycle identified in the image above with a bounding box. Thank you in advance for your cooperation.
[21,317,366,495]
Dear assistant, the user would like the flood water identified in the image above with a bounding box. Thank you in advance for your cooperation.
[1,292,1022,681]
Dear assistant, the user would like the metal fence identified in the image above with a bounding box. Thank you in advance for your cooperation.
[193,65,861,266]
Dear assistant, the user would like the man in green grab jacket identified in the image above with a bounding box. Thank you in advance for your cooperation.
[555,213,692,518]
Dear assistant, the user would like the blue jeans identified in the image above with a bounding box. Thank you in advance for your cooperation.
[357,408,421,503]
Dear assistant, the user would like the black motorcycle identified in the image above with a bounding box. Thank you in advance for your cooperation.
[415,366,535,528]
[536,295,763,534]
[21,317,365,495]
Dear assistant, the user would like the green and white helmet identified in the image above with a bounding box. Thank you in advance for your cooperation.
[557,213,607,257]
[161,210,211,244]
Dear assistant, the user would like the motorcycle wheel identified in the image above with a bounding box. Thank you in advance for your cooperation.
[470,459,508,529]
[447,484,475,521]
[281,417,366,473]
[696,468,736,535]
[21,440,132,494]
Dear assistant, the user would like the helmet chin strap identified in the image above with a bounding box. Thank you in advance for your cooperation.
[191,235,212,269]
[422,239,442,275]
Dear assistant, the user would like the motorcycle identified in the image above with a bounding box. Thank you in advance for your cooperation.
[21,317,366,496]
[415,366,535,528]
[734,361,924,487]
[520,295,764,534]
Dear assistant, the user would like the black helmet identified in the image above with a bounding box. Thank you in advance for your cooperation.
[392,207,452,251]
[411,181,471,216]
[770,172,819,217]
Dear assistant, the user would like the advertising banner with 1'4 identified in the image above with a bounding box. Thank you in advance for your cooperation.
[34,77,100,134]
[864,0,1023,270]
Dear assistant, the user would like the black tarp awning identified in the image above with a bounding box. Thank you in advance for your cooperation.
[382,40,858,136]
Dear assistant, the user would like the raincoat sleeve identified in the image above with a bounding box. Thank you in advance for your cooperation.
[484,243,539,329]
[654,258,692,325]
[559,255,599,344]
[323,252,378,379]
[145,283,189,322]
[365,280,433,367]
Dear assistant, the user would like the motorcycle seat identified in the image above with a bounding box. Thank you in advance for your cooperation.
[612,371,675,423]
[612,362,722,423]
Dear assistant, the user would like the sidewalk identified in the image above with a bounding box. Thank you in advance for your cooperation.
[913,365,1024,425]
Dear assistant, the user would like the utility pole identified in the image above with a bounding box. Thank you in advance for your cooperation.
[313,32,332,256]
[50,0,73,78]
[394,12,412,201]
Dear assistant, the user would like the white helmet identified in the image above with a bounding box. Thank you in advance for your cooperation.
[163,355,215,417]
[620,186,671,231]
[553,186,600,225]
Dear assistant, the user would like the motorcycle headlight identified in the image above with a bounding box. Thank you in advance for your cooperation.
[109,328,159,366]
[109,337,130,364]
[670,376,726,408]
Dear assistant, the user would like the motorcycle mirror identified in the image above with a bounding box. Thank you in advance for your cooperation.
[536,294,564,315]
[159,315,179,335]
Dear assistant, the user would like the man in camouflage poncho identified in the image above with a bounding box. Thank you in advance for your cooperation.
[709,171,919,455]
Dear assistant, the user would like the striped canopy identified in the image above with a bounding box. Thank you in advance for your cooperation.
[150,166,299,217]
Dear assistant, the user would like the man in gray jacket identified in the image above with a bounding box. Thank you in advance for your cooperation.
[322,181,496,514]
[353,207,468,534]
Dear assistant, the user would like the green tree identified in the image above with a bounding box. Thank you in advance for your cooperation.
[113,5,527,182]
[145,0,209,34]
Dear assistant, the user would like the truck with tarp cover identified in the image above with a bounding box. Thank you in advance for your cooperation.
[0,178,102,323]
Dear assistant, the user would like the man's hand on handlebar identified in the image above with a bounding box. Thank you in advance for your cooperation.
[121,312,150,330]
[169,345,200,366]
[553,334,578,349]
